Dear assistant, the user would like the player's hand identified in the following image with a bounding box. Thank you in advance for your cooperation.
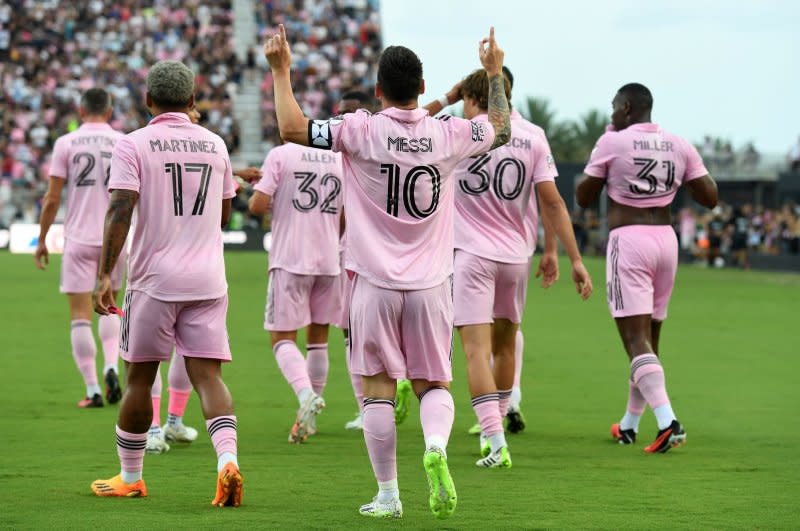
[93,275,114,316]
[571,260,593,300]
[446,80,464,105]
[535,251,559,288]
[479,26,504,77]
[264,23,292,73]
[34,241,49,270]
[233,167,262,183]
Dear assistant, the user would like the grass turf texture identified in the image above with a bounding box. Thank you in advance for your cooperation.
[1,251,797,529]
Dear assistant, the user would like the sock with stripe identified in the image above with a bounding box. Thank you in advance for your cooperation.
[620,379,646,432]
[274,340,314,405]
[419,387,454,456]
[206,415,238,472]
[498,389,512,418]
[631,353,676,430]
[471,393,506,452]
[167,352,192,427]
[71,320,100,396]
[344,337,364,411]
[98,314,120,376]
[116,425,146,484]
[363,399,397,501]
[511,330,523,409]
[151,365,162,429]
[306,343,329,397]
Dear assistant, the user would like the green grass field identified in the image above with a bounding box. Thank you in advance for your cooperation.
[1,251,798,529]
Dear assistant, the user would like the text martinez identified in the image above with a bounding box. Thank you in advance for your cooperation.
[149,139,219,154]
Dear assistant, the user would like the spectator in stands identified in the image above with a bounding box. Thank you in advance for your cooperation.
[789,136,800,173]
[702,135,718,165]
[741,142,760,169]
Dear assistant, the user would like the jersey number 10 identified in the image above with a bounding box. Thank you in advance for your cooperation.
[382,163,442,219]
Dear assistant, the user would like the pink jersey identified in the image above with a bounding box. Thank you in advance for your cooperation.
[49,123,125,246]
[584,123,708,208]
[254,143,343,275]
[455,113,556,263]
[324,108,496,290]
[108,112,237,301]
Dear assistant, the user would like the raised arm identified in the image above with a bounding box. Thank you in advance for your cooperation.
[34,177,64,270]
[94,189,138,315]
[479,27,511,149]
[264,24,310,146]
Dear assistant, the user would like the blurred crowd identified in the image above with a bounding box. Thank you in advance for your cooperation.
[700,136,761,171]
[254,0,381,152]
[1,0,241,226]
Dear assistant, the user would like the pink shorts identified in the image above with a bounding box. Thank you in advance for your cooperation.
[60,240,126,294]
[348,275,453,382]
[120,290,231,363]
[264,268,341,331]
[453,250,529,326]
[606,225,678,321]
[333,266,353,330]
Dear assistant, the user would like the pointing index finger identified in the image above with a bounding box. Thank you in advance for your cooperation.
[279,23,286,43]
[489,26,495,43]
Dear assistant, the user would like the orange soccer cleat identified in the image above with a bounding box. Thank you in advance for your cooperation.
[91,475,147,498]
[212,462,244,508]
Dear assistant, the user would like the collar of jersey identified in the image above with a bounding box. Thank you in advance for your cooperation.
[79,122,112,130]
[376,106,429,123]
[149,112,191,125]
[628,122,661,133]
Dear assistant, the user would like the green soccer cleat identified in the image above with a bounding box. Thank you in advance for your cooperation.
[479,433,491,457]
[467,422,482,435]
[394,379,412,424]
[423,448,457,519]
[476,446,512,468]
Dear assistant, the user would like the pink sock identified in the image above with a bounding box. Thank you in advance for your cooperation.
[151,396,161,427]
[362,400,397,482]
[626,380,646,416]
[514,330,523,389]
[274,340,313,397]
[498,389,512,418]
[98,314,120,374]
[207,415,238,470]
[116,425,146,481]
[630,354,670,409]
[471,393,503,436]
[167,352,192,417]
[345,338,364,411]
[70,320,97,388]
[306,343,329,397]
[419,388,454,452]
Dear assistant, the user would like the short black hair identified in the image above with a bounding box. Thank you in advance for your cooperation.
[502,66,514,90]
[341,90,372,104]
[377,46,423,104]
[617,83,653,112]
[80,88,111,115]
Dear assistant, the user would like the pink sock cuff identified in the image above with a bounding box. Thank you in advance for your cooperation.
[630,354,662,383]
[206,415,237,435]
[363,398,395,410]
[71,319,91,328]
[273,340,294,355]
[306,343,328,351]
[206,416,237,458]
[115,425,147,441]
[167,389,192,416]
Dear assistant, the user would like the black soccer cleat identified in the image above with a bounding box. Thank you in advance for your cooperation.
[505,408,526,434]
[644,420,686,454]
[78,393,104,408]
[105,369,122,404]
[610,423,637,444]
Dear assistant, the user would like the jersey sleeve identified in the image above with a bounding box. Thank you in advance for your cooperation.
[583,132,616,179]
[222,156,237,200]
[448,117,496,159]
[682,141,709,182]
[531,131,558,184]
[108,136,140,193]
[328,110,369,155]
[253,149,282,196]
[49,137,69,179]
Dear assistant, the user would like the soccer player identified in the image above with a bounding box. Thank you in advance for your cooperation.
[35,88,126,408]
[248,131,344,445]
[443,69,592,467]
[90,60,242,506]
[265,23,510,519]
[576,83,718,453]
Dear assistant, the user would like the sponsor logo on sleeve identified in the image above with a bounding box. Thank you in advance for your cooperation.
[309,119,342,150]
[471,122,485,142]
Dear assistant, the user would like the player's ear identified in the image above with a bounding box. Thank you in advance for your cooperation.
[374,83,382,100]
[419,78,425,96]
[145,92,153,109]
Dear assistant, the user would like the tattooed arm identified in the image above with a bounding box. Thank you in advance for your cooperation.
[94,189,138,315]
[478,27,510,149]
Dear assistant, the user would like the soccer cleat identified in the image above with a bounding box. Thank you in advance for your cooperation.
[345,411,364,430]
[394,379,412,425]
[91,474,147,498]
[307,415,318,437]
[211,462,243,508]
[423,448,457,519]
[476,446,512,468]
[146,428,170,454]
[467,422,482,435]
[479,433,491,457]
[505,406,526,434]
[105,369,122,404]
[644,420,686,454]
[78,393,104,408]
[611,423,637,444]
[163,423,198,443]
[358,497,403,518]
[288,394,325,443]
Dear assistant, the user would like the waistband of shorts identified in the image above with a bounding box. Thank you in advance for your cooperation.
[609,224,675,236]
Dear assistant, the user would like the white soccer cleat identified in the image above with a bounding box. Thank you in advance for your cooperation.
[475,446,512,468]
[289,394,325,443]
[345,411,364,430]
[358,496,403,518]
[162,423,198,443]
[146,429,171,455]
